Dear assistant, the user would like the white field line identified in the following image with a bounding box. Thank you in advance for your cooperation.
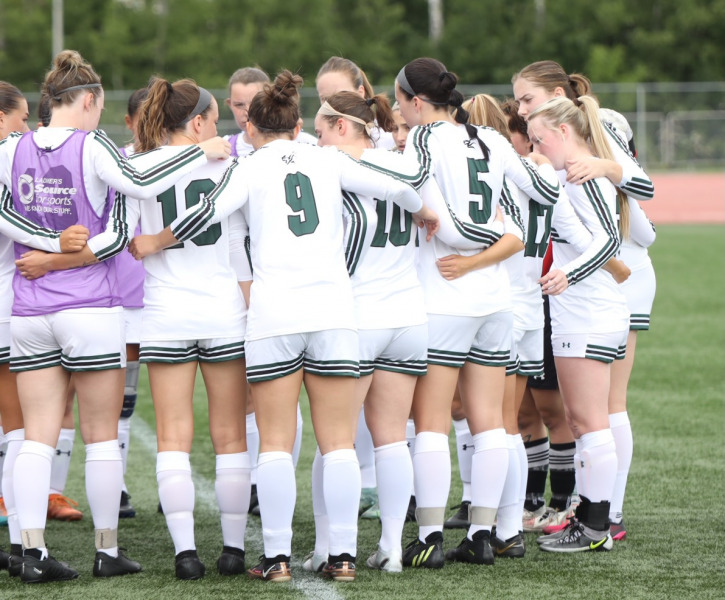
[131,416,344,600]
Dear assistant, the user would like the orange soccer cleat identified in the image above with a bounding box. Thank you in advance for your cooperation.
[47,494,83,521]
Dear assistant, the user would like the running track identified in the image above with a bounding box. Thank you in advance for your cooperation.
[646,172,724,224]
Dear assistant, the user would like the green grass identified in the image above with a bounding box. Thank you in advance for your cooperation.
[4,224,724,599]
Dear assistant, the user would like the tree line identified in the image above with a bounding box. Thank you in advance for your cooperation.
[0,0,722,94]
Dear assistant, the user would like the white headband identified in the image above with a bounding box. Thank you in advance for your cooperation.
[317,101,375,136]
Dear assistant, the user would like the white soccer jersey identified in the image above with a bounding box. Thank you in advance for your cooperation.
[343,148,427,330]
[549,177,629,335]
[0,127,208,261]
[0,235,13,324]
[125,148,246,342]
[620,198,656,272]
[169,140,425,341]
[404,121,560,317]
[503,183,550,331]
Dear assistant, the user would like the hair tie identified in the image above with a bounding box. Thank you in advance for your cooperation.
[365,97,375,107]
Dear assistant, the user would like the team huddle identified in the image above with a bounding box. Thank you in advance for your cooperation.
[0,50,655,584]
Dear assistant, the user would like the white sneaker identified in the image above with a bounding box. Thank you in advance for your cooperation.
[366,547,403,573]
[522,505,548,532]
[302,551,327,573]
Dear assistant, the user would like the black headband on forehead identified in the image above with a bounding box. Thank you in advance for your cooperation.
[49,82,102,101]
[178,87,213,127]
[396,66,449,107]
[396,66,416,97]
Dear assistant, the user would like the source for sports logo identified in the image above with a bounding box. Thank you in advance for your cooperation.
[17,173,34,205]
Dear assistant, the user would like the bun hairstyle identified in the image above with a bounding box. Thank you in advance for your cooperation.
[317,56,374,99]
[42,49,102,108]
[0,81,24,115]
[462,94,511,142]
[318,91,395,142]
[247,69,303,134]
[529,95,630,238]
[136,77,213,152]
[397,57,489,159]
[512,60,594,104]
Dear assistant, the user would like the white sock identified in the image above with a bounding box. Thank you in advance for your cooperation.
[453,418,473,502]
[375,441,411,554]
[514,433,528,512]
[608,411,633,522]
[405,419,416,496]
[86,440,122,557]
[245,413,259,486]
[355,407,376,489]
[119,359,140,485]
[413,432,450,541]
[117,417,131,488]
[323,448,360,557]
[495,434,521,541]
[311,447,328,557]
[15,440,54,553]
[257,451,295,557]
[578,429,617,503]
[292,404,303,469]
[49,428,75,495]
[157,451,196,554]
[215,452,251,550]
[574,437,583,496]
[469,428,508,537]
[0,426,5,495]
[2,429,24,545]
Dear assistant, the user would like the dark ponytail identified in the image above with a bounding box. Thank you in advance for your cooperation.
[398,58,489,159]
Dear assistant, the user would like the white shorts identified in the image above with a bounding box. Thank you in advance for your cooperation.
[245,329,359,383]
[508,326,544,377]
[551,329,628,364]
[358,324,427,377]
[427,311,513,368]
[140,336,245,364]
[620,264,656,330]
[10,308,125,372]
[0,322,10,363]
[124,308,142,345]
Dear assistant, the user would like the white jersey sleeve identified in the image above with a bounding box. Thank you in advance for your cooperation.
[228,208,252,282]
[627,199,656,248]
[558,178,621,286]
[89,132,208,199]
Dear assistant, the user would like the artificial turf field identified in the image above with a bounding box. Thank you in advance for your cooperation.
[3,224,723,600]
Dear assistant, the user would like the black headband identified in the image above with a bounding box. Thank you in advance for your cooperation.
[179,87,213,126]
[50,82,102,101]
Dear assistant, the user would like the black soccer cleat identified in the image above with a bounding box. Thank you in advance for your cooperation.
[119,491,136,519]
[445,529,495,565]
[444,501,471,529]
[402,531,445,569]
[175,549,206,580]
[491,532,525,558]
[20,554,79,584]
[93,549,142,577]
[217,545,245,576]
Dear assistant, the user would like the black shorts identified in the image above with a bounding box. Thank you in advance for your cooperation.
[527,295,558,390]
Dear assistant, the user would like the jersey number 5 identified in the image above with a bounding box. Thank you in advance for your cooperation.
[467,158,494,223]
[285,172,320,236]
[157,179,222,248]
